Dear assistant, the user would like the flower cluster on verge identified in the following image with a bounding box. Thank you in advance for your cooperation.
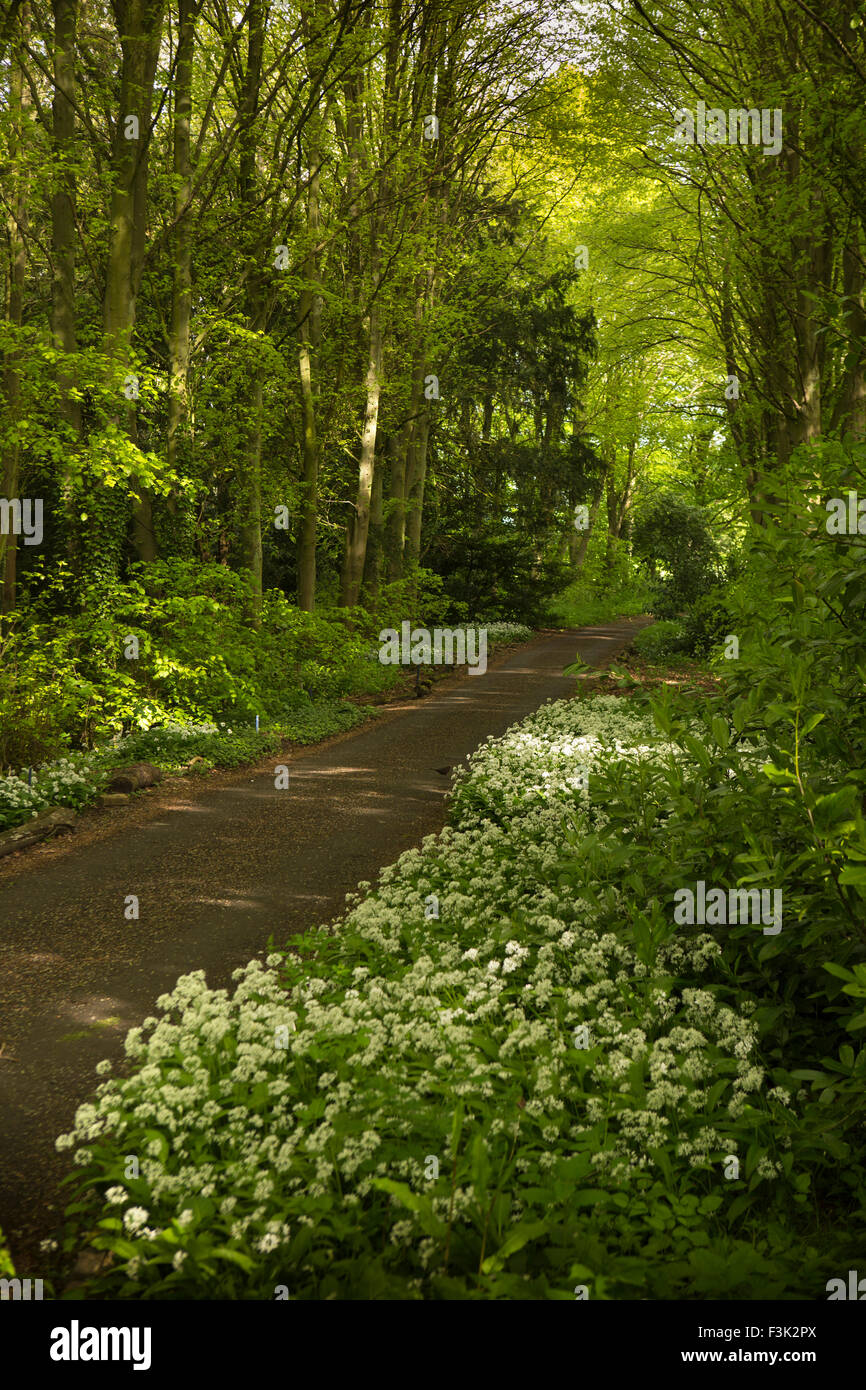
[474,620,532,646]
[0,753,109,831]
[55,693,790,1298]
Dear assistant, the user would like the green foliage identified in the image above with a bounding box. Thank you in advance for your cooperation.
[0,560,394,756]
[0,1228,14,1278]
[680,587,733,657]
[0,555,525,829]
[0,709,371,834]
[631,619,686,661]
[546,576,650,627]
[0,753,108,832]
[631,494,725,617]
[426,523,569,625]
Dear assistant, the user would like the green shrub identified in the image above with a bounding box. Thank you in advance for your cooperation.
[681,587,733,657]
[631,494,725,617]
[546,577,651,627]
[631,619,686,661]
[0,1227,14,1278]
[0,561,395,753]
[1,562,524,764]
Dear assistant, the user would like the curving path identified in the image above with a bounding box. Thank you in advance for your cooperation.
[0,619,648,1271]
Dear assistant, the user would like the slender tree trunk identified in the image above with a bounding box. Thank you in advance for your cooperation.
[616,440,636,534]
[239,371,264,619]
[340,2,401,606]
[384,304,425,580]
[383,420,409,580]
[104,0,166,565]
[341,306,384,605]
[363,444,384,599]
[51,0,81,563]
[404,406,431,571]
[296,102,324,611]
[482,390,493,443]
[238,0,266,625]
[166,0,197,542]
[296,329,320,610]
[604,454,619,571]
[1,5,30,617]
[571,469,607,574]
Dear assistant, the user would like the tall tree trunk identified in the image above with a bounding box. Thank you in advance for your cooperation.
[238,0,266,626]
[296,88,324,612]
[482,389,493,443]
[383,420,409,580]
[1,4,30,618]
[239,371,264,620]
[51,0,81,564]
[340,1,401,606]
[616,440,636,535]
[103,0,166,565]
[165,0,197,544]
[296,326,320,610]
[571,473,606,575]
[363,443,384,599]
[604,455,619,572]
[341,307,384,605]
[384,300,425,580]
[404,406,431,572]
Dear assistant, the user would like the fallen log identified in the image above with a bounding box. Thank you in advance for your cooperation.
[106,762,164,795]
[0,806,77,858]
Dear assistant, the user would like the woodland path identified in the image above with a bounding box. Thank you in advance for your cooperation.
[0,618,649,1270]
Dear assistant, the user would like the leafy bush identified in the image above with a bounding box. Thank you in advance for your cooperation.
[109,724,285,772]
[545,577,651,628]
[0,704,379,833]
[631,494,725,617]
[631,620,686,661]
[0,561,390,753]
[426,521,569,626]
[1,562,523,765]
[680,587,733,657]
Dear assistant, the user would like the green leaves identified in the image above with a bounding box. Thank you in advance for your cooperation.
[480,1220,549,1275]
[369,1180,448,1240]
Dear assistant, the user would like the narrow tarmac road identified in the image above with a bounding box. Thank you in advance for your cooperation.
[0,619,647,1271]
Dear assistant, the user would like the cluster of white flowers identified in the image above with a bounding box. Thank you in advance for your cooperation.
[0,751,108,830]
[476,621,532,646]
[55,691,785,1288]
[448,694,672,832]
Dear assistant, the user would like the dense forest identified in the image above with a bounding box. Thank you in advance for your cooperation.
[1,0,865,1321]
